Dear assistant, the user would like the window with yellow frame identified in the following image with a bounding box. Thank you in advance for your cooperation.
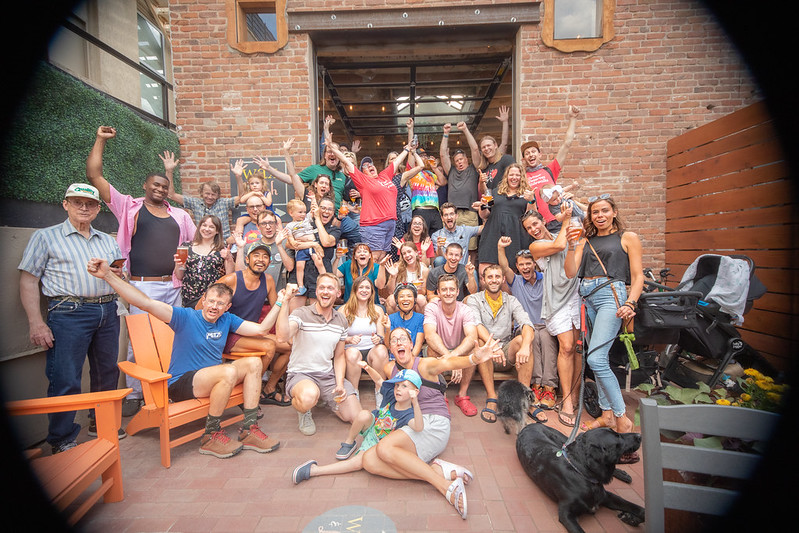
[226,0,288,54]
[541,0,615,53]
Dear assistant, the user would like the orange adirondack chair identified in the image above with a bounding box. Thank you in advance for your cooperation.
[7,388,132,525]
[120,313,262,468]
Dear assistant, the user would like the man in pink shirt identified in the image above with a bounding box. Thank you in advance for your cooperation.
[423,275,479,417]
[87,126,196,415]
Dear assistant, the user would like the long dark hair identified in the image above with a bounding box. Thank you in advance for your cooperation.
[584,196,626,238]
[192,215,226,251]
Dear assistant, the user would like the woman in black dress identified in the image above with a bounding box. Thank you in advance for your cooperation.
[474,162,534,278]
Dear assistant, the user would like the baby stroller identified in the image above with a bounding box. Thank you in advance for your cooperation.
[659,254,768,388]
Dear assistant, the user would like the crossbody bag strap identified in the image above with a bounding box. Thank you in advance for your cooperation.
[586,240,632,334]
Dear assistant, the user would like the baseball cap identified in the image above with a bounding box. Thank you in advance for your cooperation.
[244,242,270,257]
[360,156,374,170]
[385,368,422,389]
[65,183,100,201]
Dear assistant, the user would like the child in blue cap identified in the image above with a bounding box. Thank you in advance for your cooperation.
[292,366,424,484]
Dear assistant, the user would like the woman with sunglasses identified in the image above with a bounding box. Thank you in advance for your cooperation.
[383,241,429,314]
[563,194,643,434]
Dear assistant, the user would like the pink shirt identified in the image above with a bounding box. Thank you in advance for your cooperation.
[107,184,196,286]
[423,299,476,350]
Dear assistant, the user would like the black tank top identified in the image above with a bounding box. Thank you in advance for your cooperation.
[129,206,180,276]
[229,270,268,321]
[578,232,631,284]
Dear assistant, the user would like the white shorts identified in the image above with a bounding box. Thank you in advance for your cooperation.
[399,413,451,463]
[545,289,581,336]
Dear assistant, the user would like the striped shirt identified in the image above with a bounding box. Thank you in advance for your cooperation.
[287,305,348,374]
[183,196,237,239]
[18,219,122,298]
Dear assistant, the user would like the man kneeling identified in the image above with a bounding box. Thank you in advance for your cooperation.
[87,258,281,458]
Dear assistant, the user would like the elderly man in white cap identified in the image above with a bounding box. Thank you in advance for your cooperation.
[19,183,127,454]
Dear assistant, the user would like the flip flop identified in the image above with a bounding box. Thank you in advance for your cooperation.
[433,458,474,485]
[445,477,467,519]
[480,398,498,423]
[527,407,548,424]
[260,389,292,407]
[557,407,576,427]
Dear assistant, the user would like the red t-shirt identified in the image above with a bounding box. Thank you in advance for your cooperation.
[526,159,561,223]
[348,166,398,226]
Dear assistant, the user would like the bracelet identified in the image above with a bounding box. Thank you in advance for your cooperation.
[623,302,635,311]
[275,301,283,307]
[625,299,637,308]
[443,133,449,137]
[468,353,475,365]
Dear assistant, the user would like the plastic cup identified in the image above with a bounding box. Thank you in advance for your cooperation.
[176,245,189,263]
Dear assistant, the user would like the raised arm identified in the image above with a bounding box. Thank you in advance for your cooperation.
[440,123,453,175]
[554,105,580,166]
[86,126,116,204]
[230,159,247,204]
[457,121,482,167]
[496,105,510,155]
[87,258,173,324]
[496,236,516,283]
[160,151,184,205]
[276,284,300,343]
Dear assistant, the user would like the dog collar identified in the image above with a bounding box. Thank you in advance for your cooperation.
[557,445,602,485]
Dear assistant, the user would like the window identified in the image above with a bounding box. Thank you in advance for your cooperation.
[48,5,89,78]
[137,14,166,119]
[227,0,288,54]
[542,0,615,53]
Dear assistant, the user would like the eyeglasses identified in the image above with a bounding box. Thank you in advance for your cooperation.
[258,221,275,227]
[319,206,334,213]
[67,199,100,210]
[587,193,612,203]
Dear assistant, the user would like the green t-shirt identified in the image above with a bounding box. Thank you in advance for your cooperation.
[298,164,347,210]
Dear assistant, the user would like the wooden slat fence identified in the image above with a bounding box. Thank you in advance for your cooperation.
[665,101,797,371]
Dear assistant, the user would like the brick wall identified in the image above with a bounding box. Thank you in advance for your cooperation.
[169,0,760,268]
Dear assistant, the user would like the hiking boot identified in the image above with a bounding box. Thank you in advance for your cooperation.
[298,410,316,436]
[199,430,243,458]
[87,419,128,440]
[539,386,557,409]
[531,385,543,407]
[238,424,280,453]
[121,398,143,417]
[51,441,78,455]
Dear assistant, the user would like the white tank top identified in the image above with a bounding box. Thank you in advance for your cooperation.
[346,315,377,350]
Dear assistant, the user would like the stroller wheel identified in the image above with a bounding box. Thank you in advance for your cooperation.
[582,381,602,419]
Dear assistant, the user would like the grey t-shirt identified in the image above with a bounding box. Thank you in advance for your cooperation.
[446,164,479,210]
[534,238,579,320]
[426,264,472,301]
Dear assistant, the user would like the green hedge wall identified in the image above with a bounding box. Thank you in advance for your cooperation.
[0,62,180,205]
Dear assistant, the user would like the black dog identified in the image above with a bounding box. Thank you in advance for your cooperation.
[496,380,533,435]
[516,423,645,533]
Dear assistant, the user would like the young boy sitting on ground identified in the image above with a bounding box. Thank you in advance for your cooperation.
[284,198,323,295]
[291,365,424,484]
[540,183,586,234]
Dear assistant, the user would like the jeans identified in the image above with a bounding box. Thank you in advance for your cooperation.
[46,299,120,446]
[579,278,626,417]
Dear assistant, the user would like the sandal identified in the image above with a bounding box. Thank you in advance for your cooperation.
[454,395,477,417]
[557,407,576,427]
[618,451,640,464]
[445,477,467,519]
[433,458,474,485]
[260,389,292,407]
[527,407,548,424]
[480,398,498,423]
[579,417,615,432]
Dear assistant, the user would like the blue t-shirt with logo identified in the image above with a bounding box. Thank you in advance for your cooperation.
[167,306,244,385]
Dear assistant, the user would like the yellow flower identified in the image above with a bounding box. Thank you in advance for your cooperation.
[731,402,740,407]
[764,376,774,383]
[744,368,762,379]
[767,392,781,403]
[716,398,731,406]
[740,393,751,402]
[755,380,773,391]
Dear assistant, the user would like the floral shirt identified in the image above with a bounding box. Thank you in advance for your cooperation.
[180,242,227,306]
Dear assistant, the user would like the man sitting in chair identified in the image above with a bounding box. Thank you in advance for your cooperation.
[464,264,538,424]
[87,257,282,459]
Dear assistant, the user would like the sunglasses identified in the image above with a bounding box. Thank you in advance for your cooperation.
[516,249,532,257]
[452,149,466,155]
[588,193,612,203]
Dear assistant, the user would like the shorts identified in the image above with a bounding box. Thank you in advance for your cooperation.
[357,413,379,452]
[493,342,515,372]
[296,248,311,262]
[168,371,198,402]
[399,413,451,463]
[285,370,359,409]
[361,219,397,252]
[223,304,274,352]
[456,208,479,251]
[545,289,581,336]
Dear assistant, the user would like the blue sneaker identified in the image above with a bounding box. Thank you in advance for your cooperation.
[292,460,316,484]
[297,286,308,296]
[335,441,357,460]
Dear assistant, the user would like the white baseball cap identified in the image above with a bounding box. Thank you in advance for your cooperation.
[65,183,100,201]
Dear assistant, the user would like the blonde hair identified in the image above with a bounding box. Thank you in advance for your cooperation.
[286,198,306,214]
[497,163,530,196]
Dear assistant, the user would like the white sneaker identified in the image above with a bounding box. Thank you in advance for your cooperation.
[298,410,316,436]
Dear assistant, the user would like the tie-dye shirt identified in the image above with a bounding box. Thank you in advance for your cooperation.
[409,170,439,210]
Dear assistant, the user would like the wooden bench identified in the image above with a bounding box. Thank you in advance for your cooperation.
[121,313,250,468]
[7,388,132,525]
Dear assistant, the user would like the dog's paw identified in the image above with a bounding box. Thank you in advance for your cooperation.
[618,509,645,527]
[612,468,632,484]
